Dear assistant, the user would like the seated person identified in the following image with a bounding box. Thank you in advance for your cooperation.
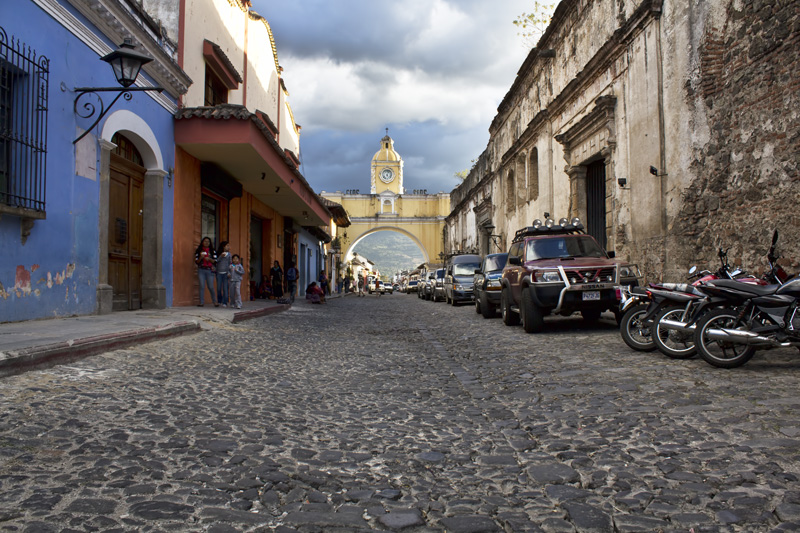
[305,281,326,304]
[257,275,272,299]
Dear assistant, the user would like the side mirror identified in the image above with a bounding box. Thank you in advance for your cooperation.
[474,268,481,274]
[508,256,522,266]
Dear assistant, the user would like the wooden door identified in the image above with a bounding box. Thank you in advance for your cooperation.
[109,154,144,311]
[586,160,607,250]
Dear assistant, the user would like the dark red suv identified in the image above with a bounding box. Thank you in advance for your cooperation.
[500,218,640,333]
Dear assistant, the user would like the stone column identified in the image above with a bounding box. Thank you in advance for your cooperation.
[567,165,587,222]
[142,169,167,309]
[96,139,116,315]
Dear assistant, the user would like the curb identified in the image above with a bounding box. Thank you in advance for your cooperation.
[231,303,291,323]
[0,321,201,378]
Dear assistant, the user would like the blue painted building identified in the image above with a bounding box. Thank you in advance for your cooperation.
[0,0,190,322]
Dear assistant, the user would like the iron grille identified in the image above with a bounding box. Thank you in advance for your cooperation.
[0,27,48,213]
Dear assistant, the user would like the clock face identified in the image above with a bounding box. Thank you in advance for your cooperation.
[379,168,395,183]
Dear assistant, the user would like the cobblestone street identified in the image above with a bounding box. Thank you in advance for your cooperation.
[2,294,800,532]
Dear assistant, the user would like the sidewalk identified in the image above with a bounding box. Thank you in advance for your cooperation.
[0,297,298,378]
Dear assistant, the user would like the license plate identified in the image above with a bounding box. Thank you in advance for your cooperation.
[582,291,600,301]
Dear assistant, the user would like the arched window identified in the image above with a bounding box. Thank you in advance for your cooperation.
[111,133,144,167]
[516,154,527,205]
[505,169,515,212]
[528,148,539,201]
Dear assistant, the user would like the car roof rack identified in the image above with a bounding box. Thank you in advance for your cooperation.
[512,221,585,242]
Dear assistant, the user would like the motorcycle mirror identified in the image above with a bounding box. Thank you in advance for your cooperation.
[772,230,779,246]
[688,266,697,275]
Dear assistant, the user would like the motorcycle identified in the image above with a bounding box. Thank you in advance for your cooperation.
[618,248,745,354]
[694,231,798,368]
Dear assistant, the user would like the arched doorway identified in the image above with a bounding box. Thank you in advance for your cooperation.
[108,133,144,310]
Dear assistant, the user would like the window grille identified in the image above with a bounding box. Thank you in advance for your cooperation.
[0,27,48,214]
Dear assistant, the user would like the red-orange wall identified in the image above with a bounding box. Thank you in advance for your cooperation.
[173,147,284,307]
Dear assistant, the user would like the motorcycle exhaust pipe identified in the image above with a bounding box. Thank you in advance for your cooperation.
[705,328,791,348]
[660,318,695,332]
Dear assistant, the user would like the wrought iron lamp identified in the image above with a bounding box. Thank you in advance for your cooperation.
[73,38,164,143]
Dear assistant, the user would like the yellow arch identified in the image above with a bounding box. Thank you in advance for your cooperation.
[345,226,430,264]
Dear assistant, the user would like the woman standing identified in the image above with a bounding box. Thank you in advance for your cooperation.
[194,237,218,307]
[270,260,284,299]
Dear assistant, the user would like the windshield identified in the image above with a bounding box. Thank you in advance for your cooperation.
[526,236,606,260]
[484,255,507,271]
[453,263,481,276]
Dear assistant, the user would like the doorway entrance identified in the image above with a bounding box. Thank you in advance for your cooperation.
[108,148,144,311]
[586,160,607,250]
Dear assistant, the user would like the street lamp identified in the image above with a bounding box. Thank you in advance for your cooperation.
[73,38,164,143]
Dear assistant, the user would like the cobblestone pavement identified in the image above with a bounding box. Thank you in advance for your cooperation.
[2,294,800,533]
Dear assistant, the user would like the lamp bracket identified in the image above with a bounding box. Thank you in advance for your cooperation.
[73,86,164,144]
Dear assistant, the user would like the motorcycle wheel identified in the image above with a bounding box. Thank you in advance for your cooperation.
[619,303,656,352]
[695,308,757,368]
[653,306,697,359]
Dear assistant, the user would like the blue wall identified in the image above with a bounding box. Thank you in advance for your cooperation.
[0,0,176,322]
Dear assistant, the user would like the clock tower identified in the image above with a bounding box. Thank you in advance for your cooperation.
[370,130,404,195]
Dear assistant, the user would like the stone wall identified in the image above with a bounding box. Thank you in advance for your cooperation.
[673,0,800,276]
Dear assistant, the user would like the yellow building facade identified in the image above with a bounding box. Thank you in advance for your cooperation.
[320,134,450,264]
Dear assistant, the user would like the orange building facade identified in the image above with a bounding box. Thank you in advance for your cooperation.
[171,0,330,306]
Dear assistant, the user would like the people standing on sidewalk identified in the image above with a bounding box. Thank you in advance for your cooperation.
[286,263,298,302]
[270,261,284,299]
[229,254,245,309]
[319,270,329,295]
[215,241,231,307]
[194,237,218,307]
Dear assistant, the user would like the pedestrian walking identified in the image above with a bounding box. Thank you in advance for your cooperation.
[215,241,231,307]
[357,277,364,297]
[194,236,218,307]
[229,254,245,309]
[270,261,283,299]
[286,263,298,303]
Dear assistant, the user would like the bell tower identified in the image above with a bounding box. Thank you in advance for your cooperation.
[371,129,404,195]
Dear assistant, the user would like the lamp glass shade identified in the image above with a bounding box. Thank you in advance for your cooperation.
[100,39,153,88]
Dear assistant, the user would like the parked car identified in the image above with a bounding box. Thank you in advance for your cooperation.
[474,253,508,318]
[421,270,436,300]
[417,270,429,299]
[406,279,419,293]
[500,218,640,333]
[444,254,482,305]
[383,282,393,294]
[430,268,446,302]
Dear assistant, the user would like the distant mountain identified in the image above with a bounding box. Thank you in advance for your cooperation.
[352,231,426,278]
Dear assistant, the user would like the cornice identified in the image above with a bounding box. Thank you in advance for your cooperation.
[58,0,192,100]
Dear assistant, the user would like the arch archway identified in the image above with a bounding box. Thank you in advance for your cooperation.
[96,110,168,312]
[345,226,430,264]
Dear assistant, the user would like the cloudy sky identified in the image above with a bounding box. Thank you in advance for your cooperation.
[251,0,553,195]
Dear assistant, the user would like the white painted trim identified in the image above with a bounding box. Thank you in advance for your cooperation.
[101,109,164,169]
[31,0,178,114]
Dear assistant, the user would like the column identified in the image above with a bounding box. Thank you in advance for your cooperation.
[96,139,116,314]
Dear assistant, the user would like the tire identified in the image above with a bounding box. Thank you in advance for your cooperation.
[619,304,656,352]
[695,308,757,368]
[501,289,520,326]
[581,309,602,323]
[653,306,697,359]
[480,292,495,319]
[475,295,482,314]
[521,289,544,333]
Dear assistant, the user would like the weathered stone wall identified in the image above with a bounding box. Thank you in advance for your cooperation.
[672,0,800,277]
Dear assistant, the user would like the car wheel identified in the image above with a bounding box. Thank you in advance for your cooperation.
[475,296,481,314]
[521,289,544,333]
[480,292,495,319]
[501,289,520,326]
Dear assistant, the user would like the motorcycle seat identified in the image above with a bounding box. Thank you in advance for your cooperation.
[705,279,779,295]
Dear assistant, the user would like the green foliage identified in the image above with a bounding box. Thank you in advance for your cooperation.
[454,170,469,181]
[513,2,557,48]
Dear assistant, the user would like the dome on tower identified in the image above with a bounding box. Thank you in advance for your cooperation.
[373,134,401,163]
